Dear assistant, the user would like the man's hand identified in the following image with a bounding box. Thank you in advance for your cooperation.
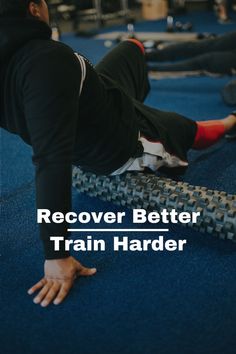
[28,256,97,307]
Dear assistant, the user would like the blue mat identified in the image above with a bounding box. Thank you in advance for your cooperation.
[1,11,236,354]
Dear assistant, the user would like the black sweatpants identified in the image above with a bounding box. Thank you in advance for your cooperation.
[95,41,197,164]
[95,40,150,102]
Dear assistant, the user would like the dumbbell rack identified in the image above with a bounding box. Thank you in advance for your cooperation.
[75,0,130,30]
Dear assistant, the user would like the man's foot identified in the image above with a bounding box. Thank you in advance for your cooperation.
[225,112,236,140]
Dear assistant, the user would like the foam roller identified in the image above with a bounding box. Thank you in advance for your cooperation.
[72,167,236,242]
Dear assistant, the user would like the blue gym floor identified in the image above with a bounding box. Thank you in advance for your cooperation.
[1,11,236,354]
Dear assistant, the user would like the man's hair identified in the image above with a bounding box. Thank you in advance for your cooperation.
[0,0,42,17]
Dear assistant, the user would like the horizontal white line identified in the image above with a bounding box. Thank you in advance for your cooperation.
[68,229,169,232]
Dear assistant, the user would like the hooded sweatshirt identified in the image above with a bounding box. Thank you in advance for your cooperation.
[0,17,140,259]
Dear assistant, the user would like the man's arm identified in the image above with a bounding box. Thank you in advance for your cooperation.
[22,43,96,306]
[28,257,96,307]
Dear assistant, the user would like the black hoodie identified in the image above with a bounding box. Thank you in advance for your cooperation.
[0,17,140,259]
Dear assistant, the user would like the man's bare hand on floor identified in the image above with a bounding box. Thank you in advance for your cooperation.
[27,256,97,307]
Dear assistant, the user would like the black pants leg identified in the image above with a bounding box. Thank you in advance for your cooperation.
[95,41,150,102]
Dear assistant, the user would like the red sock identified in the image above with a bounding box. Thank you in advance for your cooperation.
[127,39,145,55]
[193,121,226,150]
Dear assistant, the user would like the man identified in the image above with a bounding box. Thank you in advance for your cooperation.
[1,0,235,307]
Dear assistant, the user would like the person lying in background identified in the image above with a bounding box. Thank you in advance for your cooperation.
[146,31,236,108]
[146,31,236,75]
